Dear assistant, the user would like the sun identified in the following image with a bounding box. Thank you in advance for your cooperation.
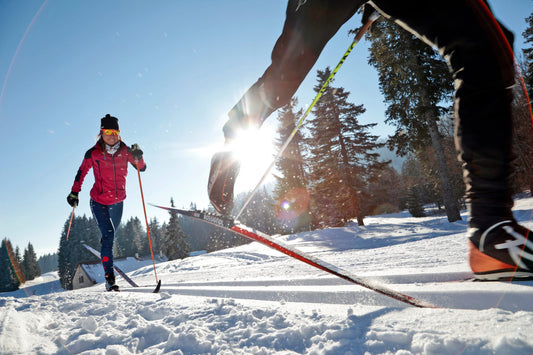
[228,125,278,192]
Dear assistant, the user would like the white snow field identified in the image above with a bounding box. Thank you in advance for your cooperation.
[1,197,533,354]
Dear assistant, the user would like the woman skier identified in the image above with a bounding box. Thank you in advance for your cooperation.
[67,114,146,291]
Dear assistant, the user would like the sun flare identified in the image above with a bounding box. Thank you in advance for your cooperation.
[228,126,277,192]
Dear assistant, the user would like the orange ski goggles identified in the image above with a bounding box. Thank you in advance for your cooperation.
[101,129,120,136]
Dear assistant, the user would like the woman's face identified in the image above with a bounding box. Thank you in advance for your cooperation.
[101,129,120,145]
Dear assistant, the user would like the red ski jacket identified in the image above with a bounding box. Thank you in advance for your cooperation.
[71,142,146,205]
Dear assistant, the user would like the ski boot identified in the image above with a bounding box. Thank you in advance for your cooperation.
[208,150,240,215]
[105,272,119,291]
[469,220,533,280]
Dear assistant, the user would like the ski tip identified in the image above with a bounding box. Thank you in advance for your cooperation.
[153,280,162,293]
[149,203,166,210]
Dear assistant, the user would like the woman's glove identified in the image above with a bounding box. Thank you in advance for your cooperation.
[67,191,79,207]
[130,144,143,161]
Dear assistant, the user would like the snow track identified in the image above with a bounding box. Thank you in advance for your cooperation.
[103,273,533,311]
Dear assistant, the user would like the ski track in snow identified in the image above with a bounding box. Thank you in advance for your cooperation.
[1,198,533,354]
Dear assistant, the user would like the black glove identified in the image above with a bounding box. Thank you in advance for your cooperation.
[208,150,240,215]
[67,191,79,207]
[130,143,143,161]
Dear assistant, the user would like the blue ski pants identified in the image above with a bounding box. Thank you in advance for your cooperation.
[90,199,123,275]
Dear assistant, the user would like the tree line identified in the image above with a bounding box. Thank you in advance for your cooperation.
[0,239,41,292]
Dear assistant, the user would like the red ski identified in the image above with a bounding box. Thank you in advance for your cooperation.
[149,204,437,308]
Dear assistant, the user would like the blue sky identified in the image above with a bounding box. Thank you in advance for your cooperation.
[1,0,532,256]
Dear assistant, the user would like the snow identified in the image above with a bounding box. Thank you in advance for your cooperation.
[1,198,533,354]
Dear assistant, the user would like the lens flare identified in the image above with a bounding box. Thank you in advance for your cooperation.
[4,240,33,297]
[0,0,49,107]
[226,127,277,190]
[275,188,310,220]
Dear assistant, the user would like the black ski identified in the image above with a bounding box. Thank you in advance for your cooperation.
[149,204,437,308]
[83,244,161,293]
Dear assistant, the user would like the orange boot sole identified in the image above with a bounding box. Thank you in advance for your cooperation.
[468,241,527,280]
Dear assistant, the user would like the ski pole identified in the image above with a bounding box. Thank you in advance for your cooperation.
[234,15,379,221]
[136,161,158,283]
[66,206,75,241]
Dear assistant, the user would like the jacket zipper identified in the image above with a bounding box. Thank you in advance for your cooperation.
[111,153,119,202]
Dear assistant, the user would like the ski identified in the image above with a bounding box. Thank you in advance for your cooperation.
[83,244,161,293]
[149,204,437,308]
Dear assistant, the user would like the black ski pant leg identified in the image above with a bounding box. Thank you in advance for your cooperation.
[225,0,363,137]
[370,0,516,229]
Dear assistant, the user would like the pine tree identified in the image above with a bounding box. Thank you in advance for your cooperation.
[406,186,426,218]
[305,67,388,227]
[272,99,311,233]
[21,242,41,281]
[115,217,146,258]
[115,220,133,258]
[58,214,100,290]
[162,198,190,260]
[19,246,27,280]
[132,217,148,257]
[367,17,461,222]
[15,246,22,273]
[57,219,74,290]
[113,224,126,259]
[0,238,21,292]
[148,217,164,255]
